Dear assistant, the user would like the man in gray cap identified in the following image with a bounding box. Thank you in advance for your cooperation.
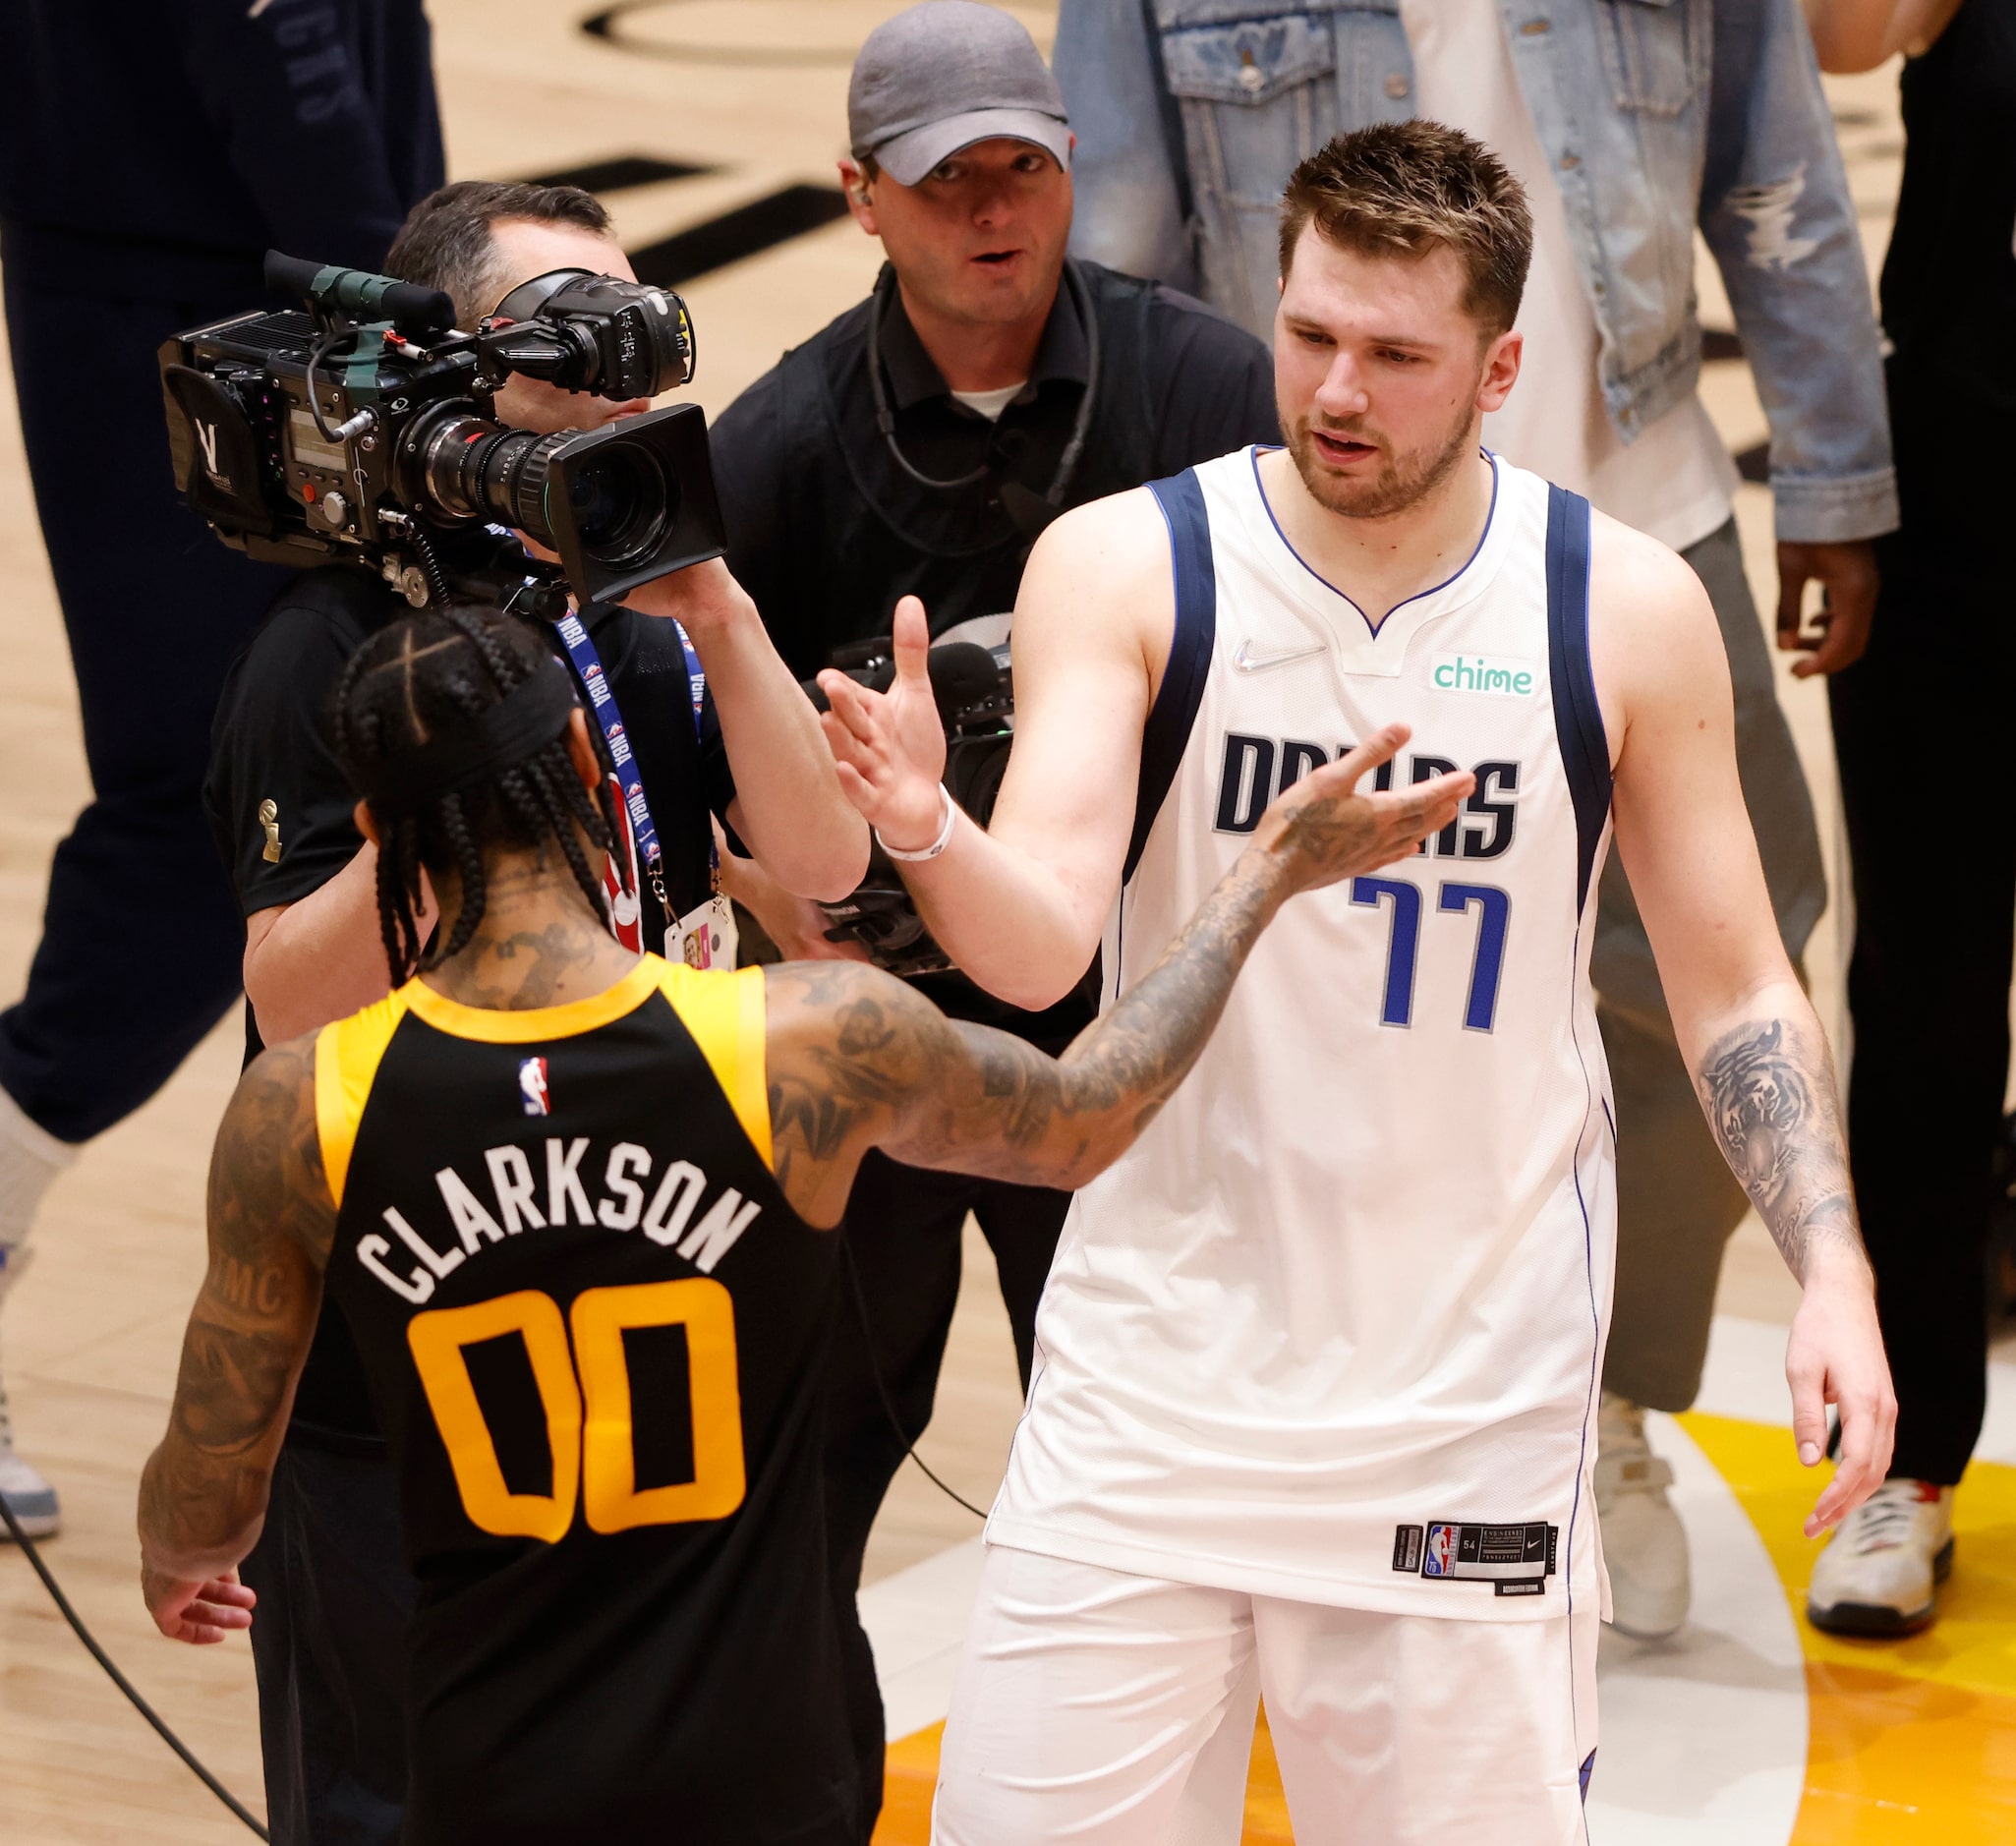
[702,3,1278,1835]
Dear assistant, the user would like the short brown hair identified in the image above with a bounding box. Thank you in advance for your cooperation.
[384,180,614,326]
[1278,122,1532,335]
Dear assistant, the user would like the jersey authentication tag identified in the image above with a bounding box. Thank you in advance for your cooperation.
[1394,1521,1557,1596]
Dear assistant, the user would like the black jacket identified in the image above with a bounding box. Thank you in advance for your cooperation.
[0,0,442,294]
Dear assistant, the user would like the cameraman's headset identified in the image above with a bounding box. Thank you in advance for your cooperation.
[865,258,1101,533]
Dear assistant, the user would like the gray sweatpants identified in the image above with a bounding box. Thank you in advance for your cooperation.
[1595,517,1825,1413]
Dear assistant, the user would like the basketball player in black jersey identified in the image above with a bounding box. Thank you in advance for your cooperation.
[134,602,1464,1845]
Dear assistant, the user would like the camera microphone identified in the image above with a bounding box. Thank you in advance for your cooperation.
[925,642,1002,726]
[263,250,456,334]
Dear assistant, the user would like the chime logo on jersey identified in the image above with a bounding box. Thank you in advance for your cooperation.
[519,1057,550,1118]
[1429,652,1539,697]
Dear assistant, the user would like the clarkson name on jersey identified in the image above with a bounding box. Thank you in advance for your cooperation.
[356,1137,764,1304]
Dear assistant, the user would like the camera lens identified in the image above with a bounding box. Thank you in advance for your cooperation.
[564,442,675,566]
[395,396,716,603]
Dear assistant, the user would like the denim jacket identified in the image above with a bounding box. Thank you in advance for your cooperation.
[1055,0,1897,542]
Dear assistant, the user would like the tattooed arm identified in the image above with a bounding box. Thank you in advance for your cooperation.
[1591,512,1895,1536]
[765,724,1470,1227]
[138,1032,334,1644]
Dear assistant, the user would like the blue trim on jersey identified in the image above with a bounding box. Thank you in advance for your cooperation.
[1563,915,1607,1816]
[1544,486,1611,913]
[1127,471,1219,888]
[1247,445,1502,640]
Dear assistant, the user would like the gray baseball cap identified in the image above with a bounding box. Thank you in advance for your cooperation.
[848,1,1070,187]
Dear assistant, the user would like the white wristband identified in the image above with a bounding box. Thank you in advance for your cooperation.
[876,785,957,862]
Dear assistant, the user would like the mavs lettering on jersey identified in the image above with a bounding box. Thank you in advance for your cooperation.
[1213,731,1522,861]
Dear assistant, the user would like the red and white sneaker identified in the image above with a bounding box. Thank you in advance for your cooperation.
[1806,1478,1953,1638]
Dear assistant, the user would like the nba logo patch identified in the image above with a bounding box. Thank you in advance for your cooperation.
[518,1057,550,1118]
[1422,1523,1461,1579]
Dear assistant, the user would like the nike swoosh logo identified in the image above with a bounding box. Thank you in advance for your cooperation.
[1233,639,1327,674]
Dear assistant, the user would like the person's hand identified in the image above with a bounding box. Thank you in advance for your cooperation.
[713,824,870,962]
[1785,1243,1897,1537]
[143,1566,256,1645]
[617,557,754,641]
[1251,724,1474,896]
[817,596,949,851]
[1776,540,1878,677]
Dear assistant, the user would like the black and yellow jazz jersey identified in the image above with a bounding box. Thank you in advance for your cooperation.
[316,955,854,1845]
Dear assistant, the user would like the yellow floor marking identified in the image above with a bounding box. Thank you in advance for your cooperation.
[873,1419,2016,1841]
[1680,1413,2016,1841]
[874,1723,942,1844]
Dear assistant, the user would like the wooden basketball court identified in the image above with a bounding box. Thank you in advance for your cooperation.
[1,7,2009,1840]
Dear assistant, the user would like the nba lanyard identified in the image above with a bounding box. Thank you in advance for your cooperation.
[551,607,716,948]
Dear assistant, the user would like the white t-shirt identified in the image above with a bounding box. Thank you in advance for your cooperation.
[949,380,1026,422]
[1398,0,1739,552]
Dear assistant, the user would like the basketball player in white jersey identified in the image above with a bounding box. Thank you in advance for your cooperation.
[819,122,1895,1840]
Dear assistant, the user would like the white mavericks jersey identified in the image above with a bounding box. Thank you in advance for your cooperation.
[989,447,1619,1622]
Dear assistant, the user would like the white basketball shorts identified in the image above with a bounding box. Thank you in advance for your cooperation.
[931,1544,1599,1846]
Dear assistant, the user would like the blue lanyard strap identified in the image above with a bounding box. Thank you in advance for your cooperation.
[554,609,668,918]
[551,608,718,926]
[671,622,720,882]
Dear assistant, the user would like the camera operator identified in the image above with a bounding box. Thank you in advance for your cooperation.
[703,3,1277,1829]
[0,0,442,1537]
[200,179,867,1846]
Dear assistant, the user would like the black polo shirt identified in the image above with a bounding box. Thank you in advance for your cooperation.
[203,564,720,1445]
[705,259,1278,1044]
[709,259,1279,680]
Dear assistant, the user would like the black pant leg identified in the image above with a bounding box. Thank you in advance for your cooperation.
[1829,535,2016,1485]
[0,272,293,1140]
[968,1179,1071,1392]
[243,1446,313,1846]
[822,1151,975,1842]
[241,1439,413,1846]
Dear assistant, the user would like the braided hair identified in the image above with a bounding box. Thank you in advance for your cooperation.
[332,603,628,985]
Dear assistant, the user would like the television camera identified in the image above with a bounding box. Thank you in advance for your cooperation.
[158,250,725,615]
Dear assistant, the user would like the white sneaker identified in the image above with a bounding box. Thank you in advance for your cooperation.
[1807,1478,1953,1638]
[0,1448,59,1540]
[0,1083,73,1543]
[0,1335,59,1541]
[1595,1392,1690,1639]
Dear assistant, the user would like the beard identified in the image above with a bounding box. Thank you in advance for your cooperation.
[1283,392,1479,521]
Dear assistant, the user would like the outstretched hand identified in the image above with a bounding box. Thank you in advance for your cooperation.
[817,596,949,853]
[143,1566,256,1645]
[1254,724,1474,895]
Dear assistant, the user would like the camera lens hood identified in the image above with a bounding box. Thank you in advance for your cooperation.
[537,404,725,603]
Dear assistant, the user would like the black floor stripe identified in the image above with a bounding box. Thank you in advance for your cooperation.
[1700,327,1745,363]
[519,154,712,193]
[627,184,852,287]
[1734,441,1769,485]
